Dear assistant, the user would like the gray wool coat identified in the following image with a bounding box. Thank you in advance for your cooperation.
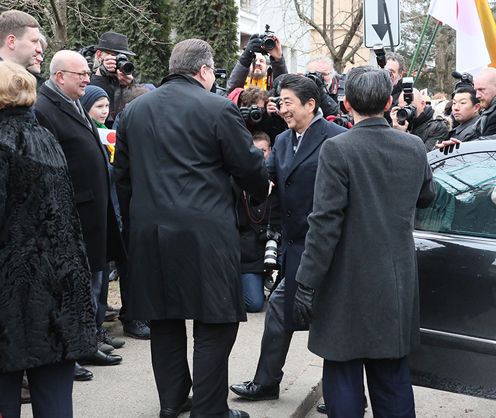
[295,117,436,361]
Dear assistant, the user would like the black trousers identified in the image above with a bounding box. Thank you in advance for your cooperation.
[150,319,239,418]
[0,361,75,418]
[253,279,293,386]
[322,357,415,418]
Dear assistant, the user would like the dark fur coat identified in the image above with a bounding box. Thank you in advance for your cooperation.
[0,107,96,373]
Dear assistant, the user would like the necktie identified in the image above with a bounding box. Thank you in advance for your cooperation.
[293,134,302,154]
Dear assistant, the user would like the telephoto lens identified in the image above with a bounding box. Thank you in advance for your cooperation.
[115,54,134,75]
[264,239,278,268]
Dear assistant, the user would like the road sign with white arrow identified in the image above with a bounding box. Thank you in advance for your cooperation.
[363,0,400,48]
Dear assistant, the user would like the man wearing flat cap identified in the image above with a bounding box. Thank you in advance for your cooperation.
[91,31,136,127]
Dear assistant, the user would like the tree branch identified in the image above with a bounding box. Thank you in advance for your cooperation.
[336,5,363,59]
[293,0,337,56]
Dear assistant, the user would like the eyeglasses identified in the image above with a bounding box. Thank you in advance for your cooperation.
[59,70,92,78]
[204,64,216,73]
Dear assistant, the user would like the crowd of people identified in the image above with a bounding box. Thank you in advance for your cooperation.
[0,7,494,418]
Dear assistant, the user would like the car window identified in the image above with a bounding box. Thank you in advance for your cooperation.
[415,152,496,238]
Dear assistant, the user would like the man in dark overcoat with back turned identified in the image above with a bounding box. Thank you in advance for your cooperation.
[114,39,268,418]
[292,66,436,417]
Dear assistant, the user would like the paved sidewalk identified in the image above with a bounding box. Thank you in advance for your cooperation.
[20,310,323,418]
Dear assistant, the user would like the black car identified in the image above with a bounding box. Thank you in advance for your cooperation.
[409,140,496,399]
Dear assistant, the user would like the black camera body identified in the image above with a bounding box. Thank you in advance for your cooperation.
[396,77,417,126]
[240,105,265,124]
[258,24,276,54]
[270,96,281,110]
[452,71,474,91]
[305,71,325,88]
[115,53,134,75]
[79,45,96,69]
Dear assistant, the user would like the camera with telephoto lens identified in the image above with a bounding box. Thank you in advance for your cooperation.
[240,105,265,124]
[452,71,474,91]
[396,77,417,126]
[259,24,276,53]
[115,53,134,75]
[264,229,281,268]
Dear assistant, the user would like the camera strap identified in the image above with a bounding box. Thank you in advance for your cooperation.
[242,192,270,224]
[266,66,273,91]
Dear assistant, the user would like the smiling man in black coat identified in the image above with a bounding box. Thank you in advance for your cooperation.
[230,74,346,403]
[114,39,268,418]
[35,50,124,372]
[293,66,436,417]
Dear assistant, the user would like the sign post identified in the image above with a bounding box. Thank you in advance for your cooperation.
[363,0,400,49]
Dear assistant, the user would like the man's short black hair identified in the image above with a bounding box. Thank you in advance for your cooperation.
[452,85,479,106]
[345,66,392,116]
[279,74,321,115]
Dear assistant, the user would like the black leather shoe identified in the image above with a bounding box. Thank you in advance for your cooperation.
[74,363,93,381]
[316,396,368,414]
[230,381,279,401]
[79,349,122,366]
[190,410,249,418]
[159,397,192,417]
[123,320,151,340]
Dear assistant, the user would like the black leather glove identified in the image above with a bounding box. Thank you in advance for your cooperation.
[239,34,263,67]
[293,284,314,328]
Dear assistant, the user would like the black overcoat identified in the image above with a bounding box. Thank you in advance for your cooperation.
[295,118,436,361]
[0,107,96,373]
[267,117,346,330]
[35,84,124,272]
[114,75,269,323]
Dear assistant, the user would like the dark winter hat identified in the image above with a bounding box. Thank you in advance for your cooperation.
[95,31,136,56]
[80,85,109,112]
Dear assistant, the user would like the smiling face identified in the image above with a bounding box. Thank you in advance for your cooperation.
[249,53,267,79]
[278,87,316,133]
[88,97,110,124]
[54,53,91,100]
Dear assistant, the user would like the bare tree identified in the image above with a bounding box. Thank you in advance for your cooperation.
[293,0,364,72]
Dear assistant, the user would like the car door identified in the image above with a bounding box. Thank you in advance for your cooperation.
[409,141,496,399]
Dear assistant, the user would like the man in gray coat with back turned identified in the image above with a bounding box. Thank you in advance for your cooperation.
[293,66,436,418]
[114,39,268,418]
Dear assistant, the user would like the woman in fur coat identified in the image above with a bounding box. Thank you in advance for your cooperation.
[0,62,96,418]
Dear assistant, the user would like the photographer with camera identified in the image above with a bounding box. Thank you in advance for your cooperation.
[305,57,339,117]
[227,26,287,94]
[391,86,450,151]
[234,131,281,313]
[228,86,287,143]
[385,52,406,105]
[437,68,496,150]
[91,31,136,127]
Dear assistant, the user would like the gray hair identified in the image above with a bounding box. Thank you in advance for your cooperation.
[385,51,406,74]
[345,66,392,116]
[169,38,214,75]
[306,56,334,73]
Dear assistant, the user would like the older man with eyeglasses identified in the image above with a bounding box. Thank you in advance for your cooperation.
[35,50,126,377]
